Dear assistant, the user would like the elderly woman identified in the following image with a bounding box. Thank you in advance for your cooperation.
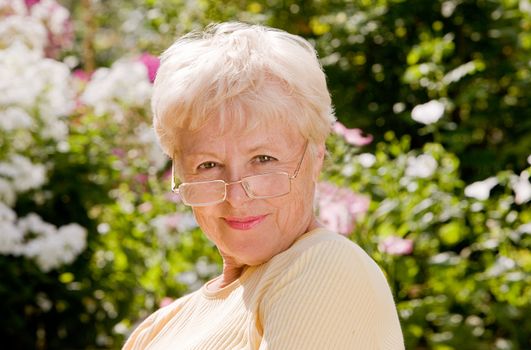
[124,22,404,349]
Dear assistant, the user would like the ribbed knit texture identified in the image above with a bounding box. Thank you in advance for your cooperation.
[122,228,404,349]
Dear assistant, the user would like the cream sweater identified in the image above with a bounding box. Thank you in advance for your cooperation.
[123,228,404,349]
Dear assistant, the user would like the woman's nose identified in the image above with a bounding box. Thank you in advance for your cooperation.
[225,180,251,208]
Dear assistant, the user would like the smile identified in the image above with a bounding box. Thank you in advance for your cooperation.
[223,215,268,230]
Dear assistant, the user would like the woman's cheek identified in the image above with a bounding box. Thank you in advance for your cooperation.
[192,208,216,237]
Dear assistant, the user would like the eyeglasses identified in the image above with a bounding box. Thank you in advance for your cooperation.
[172,142,308,207]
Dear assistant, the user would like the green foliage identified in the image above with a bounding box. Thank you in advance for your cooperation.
[324,132,530,349]
[70,0,530,180]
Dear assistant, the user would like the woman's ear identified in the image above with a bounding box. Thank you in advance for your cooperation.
[312,143,326,181]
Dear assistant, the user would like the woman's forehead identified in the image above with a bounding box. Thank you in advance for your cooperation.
[176,120,304,156]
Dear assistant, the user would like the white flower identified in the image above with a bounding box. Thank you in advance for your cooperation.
[511,170,531,205]
[520,0,531,14]
[485,256,515,277]
[136,123,168,171]
[81,59,152,119]
[341,164,355,177]
[177,271,198,287]
[0,42,73,141]
[151,212,198,246]
[405,154,438,178]
[35,57,75,121]
[464,177,498,201]
[10,132,33,153]
[56,223,87,261]
[173,212,198,232]
[30,0,70,37]
[0,201,23,255]
[411,100,445,125]
[392,102,406,114]
[195,258,220,277]
[517,223,531,235]
[0,221,24,255]
[0,155,47,192]
[0,15,48,53]
[150,215,178,246]
[0,200,16,222]
[443,61,477,85]
[527,154,531,165]
[41,120,68,141]
[16,213,87,272]
[0,178,16,205]
[0,106,33,131]
[17,213,55,235]
[441,0,457,18]
[0,42,44,108]
[0,0,28,16]
[357,153,376,168]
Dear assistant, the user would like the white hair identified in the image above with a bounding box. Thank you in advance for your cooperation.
[152,22,335,157]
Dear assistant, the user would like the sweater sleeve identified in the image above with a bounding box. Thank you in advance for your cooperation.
[258,239,404,350]
[122,293,193,350]
[121,311,159,350]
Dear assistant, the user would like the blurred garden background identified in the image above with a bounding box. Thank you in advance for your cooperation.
[0,0,530,349]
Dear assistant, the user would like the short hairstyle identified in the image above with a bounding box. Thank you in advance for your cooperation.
[152,22,335,157]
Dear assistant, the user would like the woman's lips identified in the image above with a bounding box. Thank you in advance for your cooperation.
[224,215,267,230]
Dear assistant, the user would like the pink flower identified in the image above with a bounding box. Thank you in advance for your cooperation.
[159,297,173,308]
[332,122,373,146]
[164,213,181,229]
[111,148,126,158]
[162,168,173,181]
[29,0,74,57]
[318,202,354,235]
[316,182,370,236]
[138,53,160,83]
[135,174,149,185]
[378,236,414,256]
[164,192,182,203]
[72,69,91,82]
[72,69,91,104]
[348,194,370,217]
[24,0,40,8]
[138,202,153,213]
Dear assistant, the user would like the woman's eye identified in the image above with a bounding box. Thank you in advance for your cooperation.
[256,155,277,163]
[198,161,217,170]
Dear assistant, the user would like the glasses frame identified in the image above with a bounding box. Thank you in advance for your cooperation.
[172,142,308,207]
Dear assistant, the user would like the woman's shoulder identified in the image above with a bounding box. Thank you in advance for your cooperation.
[122,291,198,349]
[274,227,375,267]
[256,228,404,349]
[260,227,385,287]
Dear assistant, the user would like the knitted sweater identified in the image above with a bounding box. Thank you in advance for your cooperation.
[123,228,404,349]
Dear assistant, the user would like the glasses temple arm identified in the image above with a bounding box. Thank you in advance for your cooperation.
[290,141,309,179]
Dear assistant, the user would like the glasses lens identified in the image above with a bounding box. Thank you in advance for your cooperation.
[179,181,225,205]
[244,173,290,198]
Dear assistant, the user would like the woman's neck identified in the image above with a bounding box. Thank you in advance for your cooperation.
[209,218,323,292]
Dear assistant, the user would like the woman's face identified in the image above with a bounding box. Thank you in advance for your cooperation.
[175,119,324,267]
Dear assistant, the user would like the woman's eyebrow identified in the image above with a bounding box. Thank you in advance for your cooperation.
[245,142,283,154]
[180,148,221,159]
